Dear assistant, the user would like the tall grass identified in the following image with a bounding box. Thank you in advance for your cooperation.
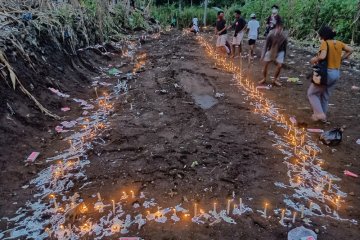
[151,4,217,28]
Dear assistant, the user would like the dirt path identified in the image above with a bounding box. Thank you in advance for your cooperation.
[1,30,359,239]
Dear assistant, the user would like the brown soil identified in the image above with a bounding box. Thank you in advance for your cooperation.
[0,30,359,239]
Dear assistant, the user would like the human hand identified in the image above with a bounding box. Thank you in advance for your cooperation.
[310,57,318,65]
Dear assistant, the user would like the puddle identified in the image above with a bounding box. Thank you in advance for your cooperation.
[193,94,218,109]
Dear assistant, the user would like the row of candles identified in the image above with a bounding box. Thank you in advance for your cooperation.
[47,188,330,237]
[195,34,344,215]
[52,91,113,181]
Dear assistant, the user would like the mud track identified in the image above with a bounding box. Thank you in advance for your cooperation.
[1,30,359,239]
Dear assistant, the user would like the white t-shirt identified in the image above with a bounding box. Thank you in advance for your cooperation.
[247,19,260,40]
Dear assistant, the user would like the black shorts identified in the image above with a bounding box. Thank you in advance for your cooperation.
[248,39,256,45]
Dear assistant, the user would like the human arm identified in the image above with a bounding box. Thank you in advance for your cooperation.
[310,50,327,64]
[310,40,327,64]
[342,44,353,60]
[217,26,227,35]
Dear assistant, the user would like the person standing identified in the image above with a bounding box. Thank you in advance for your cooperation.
[215,11,231,56]
[190,17,199,34]
[308,26,353,122]
[259,22,287,86]
[247,13,260,57]
[264,5,282,37]
[228,10,247,58]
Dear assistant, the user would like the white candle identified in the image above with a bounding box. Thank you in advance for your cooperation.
[309,201,313,211]
[213,203,216,213]
[112,200,115,214]
[280,209,285,222]
[194,203,198,217]
[264,203,268,218]
[227,200,231,215]
[54,199,58,209]
[97,192,101,202]
[300,205,304,218]
[328,179,332,191]
[239,198,243,213]
[292,211,297,223]
[130,190,135,199]
[95,87,98,98]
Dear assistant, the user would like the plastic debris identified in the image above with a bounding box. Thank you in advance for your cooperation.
[108,68,121,76]
[55,125,67,133]
[319,128,343,146]
[344,170,358,178]
[191,161,199,168]
[256,85,271,90]
[307,128,324,133]
[61,120,77,128]
[289,116,297,125]
[48,87,70,98]
[26,152,40,162]
[287,77,300,82]
[61,107,71,112]
[288,226,317,240]
[215,92,225,98]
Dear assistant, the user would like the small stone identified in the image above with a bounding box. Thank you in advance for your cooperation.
[349,192,355,196]
[315,228,319,234]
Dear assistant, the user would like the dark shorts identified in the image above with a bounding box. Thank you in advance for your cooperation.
[248,39,256,45]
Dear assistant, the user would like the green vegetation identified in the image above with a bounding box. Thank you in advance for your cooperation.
[152,0,360,44]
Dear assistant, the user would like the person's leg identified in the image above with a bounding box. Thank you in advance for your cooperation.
[260,61,270,84]
[321,69,340,114]
[238,32,244,57]
[307,83,326,120]
[272,51,284,86]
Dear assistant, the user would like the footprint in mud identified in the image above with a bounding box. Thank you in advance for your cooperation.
[177,71,218,109]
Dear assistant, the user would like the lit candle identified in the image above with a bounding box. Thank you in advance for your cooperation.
[227,199,231,215]
[280,209,285,222]
[336,195,340,209]
[194,203,198,217]
[264,203,268,218]
[112,200,115,214]
[213,202,217,213]
[130,190,135,199]
[292,211,297,223]
[97,192,102,202]
[328,179,332,191]
[309,201,313,211]
[300,205,304,218]
[80,203,88,213]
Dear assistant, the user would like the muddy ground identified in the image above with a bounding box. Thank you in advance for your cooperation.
[0,30,359,239]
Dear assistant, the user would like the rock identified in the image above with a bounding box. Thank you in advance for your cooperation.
[288,226,317,240]
[349,192,355,196]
